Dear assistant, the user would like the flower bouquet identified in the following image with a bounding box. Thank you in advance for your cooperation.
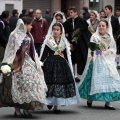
[98,41,107,51]
[40,61,43,67]
[88,41,107,62]
[88,42,99,57]
[0,63,14,76]
[72,28,81,43]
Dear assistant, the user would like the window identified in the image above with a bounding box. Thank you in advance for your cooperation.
[5,4,14,15]
[89,0,103,12]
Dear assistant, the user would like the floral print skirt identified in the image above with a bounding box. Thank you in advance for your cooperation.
[0,55,47,110]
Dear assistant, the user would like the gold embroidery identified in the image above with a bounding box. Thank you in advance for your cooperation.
[49,37,52,40]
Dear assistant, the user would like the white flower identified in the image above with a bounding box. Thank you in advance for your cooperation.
[40,61,43,66]
[25,37,30,41]
[1,65,11,74]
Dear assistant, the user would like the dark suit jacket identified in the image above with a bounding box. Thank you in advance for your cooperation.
[0,18,10,47]
[9,16,19,32]
[111,15,119,35]
[63,16,90,74]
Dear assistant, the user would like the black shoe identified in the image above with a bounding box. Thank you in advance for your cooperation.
[105,104,115,110]
[23,111,33,118]
[117,66,120,69]
[87,101,92,107]
[75,77,80,83]
[47,105,53,110]
[14,112,24,118]
[53,109,61,114]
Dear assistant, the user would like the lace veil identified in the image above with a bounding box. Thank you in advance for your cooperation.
[2,19,26,63]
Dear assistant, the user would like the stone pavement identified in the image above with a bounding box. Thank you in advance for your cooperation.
[0,99,120,120]
[0,71,120,120]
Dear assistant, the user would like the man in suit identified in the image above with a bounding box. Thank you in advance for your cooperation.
[63,6,90,82]
[105,5,120,67]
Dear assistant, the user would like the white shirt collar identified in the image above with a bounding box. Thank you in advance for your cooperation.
[118,17,120,24]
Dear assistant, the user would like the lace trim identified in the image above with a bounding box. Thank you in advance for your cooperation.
[90,85,120,95]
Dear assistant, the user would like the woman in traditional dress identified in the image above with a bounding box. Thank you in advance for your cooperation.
[87,10,100,35]
[40,22,80,113]
[78,19,120,110]
[47,11,66,37]
[0,17,47,118]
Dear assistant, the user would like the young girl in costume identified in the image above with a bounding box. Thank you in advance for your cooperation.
[40,22,80,113]
[0,17,47,118]
[79,19,120,110]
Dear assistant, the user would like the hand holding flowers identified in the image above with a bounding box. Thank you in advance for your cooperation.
[72,28,81,43]
[0,63,13,76]
[88,40,107,62]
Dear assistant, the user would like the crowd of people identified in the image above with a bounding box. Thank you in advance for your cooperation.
[0,5,120,118]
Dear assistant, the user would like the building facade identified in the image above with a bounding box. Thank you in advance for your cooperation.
[84,0,115,13]
[22,0,83,15]
[0,0,119,16]
[22,0,116,16]
[0,0,22,15]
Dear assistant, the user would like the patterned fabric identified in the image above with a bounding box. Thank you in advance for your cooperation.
[0,76,43,110]
[79,63,120,102]
[43,55,76,98]
[0,34,47,110]
[12,55,46,104]
[13,33,35,72]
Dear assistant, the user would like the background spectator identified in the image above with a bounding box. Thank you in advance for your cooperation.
[28,9,35,19]
[99,10,106,19]
[31,9,48,56]
[19,9,28,18]
[43,9,52,26]
[9,9,19,32]
[0,11,10,62]
[82,6,90,20]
